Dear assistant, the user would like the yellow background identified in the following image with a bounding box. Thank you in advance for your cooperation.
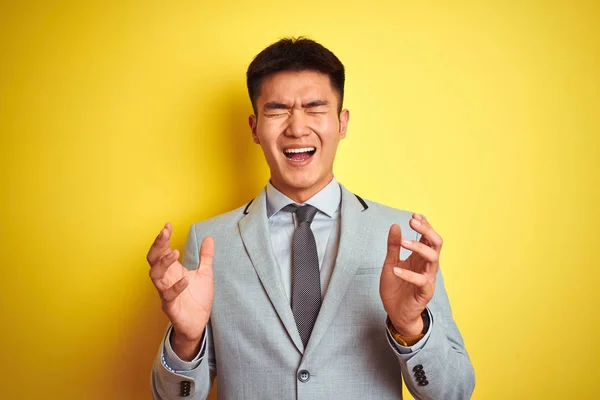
[1,1,599,399]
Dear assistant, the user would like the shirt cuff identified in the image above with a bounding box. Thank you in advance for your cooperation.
[161,325,206,372]
[386,308,433,354]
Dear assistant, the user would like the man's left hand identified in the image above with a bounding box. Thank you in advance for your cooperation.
[379,214,442,336]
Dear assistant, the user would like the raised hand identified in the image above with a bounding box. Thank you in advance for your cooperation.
[379,214,442,336]
[147,223,214,360]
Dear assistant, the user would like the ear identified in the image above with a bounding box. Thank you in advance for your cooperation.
[338,109,350,139]
[249,114,260,144]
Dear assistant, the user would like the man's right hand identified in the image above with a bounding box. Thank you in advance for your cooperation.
[147,223,214,361]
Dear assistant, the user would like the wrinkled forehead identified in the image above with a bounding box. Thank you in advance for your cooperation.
[257,70,339,107]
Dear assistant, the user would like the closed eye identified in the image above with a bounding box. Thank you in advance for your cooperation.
[306,109,328,115]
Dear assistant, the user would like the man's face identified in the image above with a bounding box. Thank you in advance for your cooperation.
[249,70,349,202]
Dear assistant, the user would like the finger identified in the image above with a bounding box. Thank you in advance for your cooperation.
[384,224,402,267]
[163,276,189,302]
[409,216,443,251]
[197,236,215,274]
[401,238,439,264]
[413,213,426,221]
[149,249,179,281]
[393,267,428,287]
[147,223,173,266]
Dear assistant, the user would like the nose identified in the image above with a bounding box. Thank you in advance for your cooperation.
[285,110,309,138]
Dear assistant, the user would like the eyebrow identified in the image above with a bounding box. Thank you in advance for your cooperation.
[263,100,330,110]
[304,100,329,108]
[263,102,289,110]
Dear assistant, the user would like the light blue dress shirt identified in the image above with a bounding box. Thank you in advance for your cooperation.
[266,176,341,303]
[162,177,431,372]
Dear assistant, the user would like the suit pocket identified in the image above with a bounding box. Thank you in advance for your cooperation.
[354,267,382,276]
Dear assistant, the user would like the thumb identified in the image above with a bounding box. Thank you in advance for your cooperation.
[384,224,402,270]
[197,236,215,275]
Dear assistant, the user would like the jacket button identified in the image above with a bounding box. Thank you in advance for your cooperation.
[412,364,424,372]
[179,380,192,396]
[298,370,310,382]
[415,370,425,378]
[418,379,429,386]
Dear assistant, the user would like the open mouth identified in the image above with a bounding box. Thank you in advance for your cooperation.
[283,147,316,162]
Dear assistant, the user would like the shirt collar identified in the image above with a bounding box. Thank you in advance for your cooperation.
[266,177,341,218]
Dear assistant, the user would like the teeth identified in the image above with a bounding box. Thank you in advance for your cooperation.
[284,147,316,154]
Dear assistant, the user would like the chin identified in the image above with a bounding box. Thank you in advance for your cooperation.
[285,171,318,187]
[285,173,329,192]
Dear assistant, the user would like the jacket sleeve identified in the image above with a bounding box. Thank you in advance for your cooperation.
[389,268,476,399]
[151,322,216,399]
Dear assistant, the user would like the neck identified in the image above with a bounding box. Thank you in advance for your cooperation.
[271,176,334,204]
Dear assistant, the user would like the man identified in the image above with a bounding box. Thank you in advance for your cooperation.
[148,37,475,399]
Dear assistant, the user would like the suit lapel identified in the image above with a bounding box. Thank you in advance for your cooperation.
[303,184,373,358]
[238,189,304,353]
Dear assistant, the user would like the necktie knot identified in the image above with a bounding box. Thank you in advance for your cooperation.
[283,204,318,225]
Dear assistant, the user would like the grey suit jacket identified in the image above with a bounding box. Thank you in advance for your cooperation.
[151,184,475,399]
